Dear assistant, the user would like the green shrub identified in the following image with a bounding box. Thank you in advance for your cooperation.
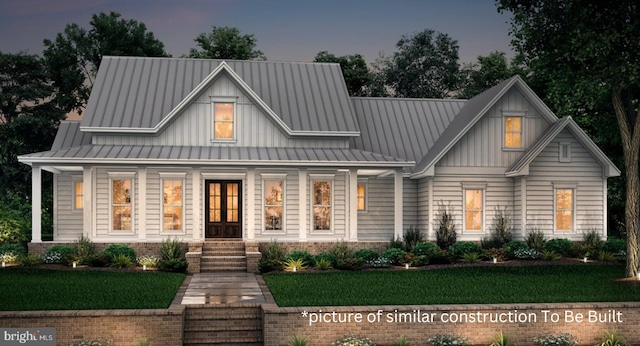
[544,238,574,256]
[540,250,561,261]
[461,252,480,263]
[102,244,137,262]
[596,330,629,346]
[258,259,283,273]
[400,252,428,266]
[503,240,529,259]
[109,254,134,268]
[482,248,507,262]
[582,230,604,256]
[158,259,188,273]
[403,225,423,251]
[427,334,470,346]
[381,247,406,265]
[367,257,392,268]
[489,330,515,346]
[315,258,333,270]
[17,254,40,267]
[388,236,404,249]
[330,241,353,263]
[160,238,184,261]
[526,229,546,251]
[0,243,27,263]
[602,238,626,254]
[533,333,578,346]
[284,250,315,266]
[43,245,75,264]
[436,203,456,250]
[335,257,364,270]
[513,247,539,260]
[394,336,409,346]
[448,241,482,260]
[85,254,109,267]
[598,251,616,262]
[74,235,96,262]
[284,258,307,272]
[0,252,18,264]
[489,205,512,247]
[481,237,502,250]
[353,248,379,262]
[412,242,441,258]
[331,335,375,346]
[137,255,160,268]
[0,198,32,245]
[314,252,337,267]
[263,240,286,261]
[290,335,308,346]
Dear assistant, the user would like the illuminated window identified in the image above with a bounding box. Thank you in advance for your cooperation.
[163,179,183,232]
[264,180,284,230]
[214,103,234,140]
[357,183,366,211]
[313,181,331,230]
[74,181,83,210]
[464,189,483,231]
[555,189,573,231]
[504,116,522,148]
[112,179,132,232]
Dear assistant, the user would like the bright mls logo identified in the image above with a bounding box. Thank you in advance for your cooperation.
[0,329,55,345]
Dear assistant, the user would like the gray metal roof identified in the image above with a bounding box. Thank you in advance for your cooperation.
[350,97,465,163]
[51,121,92,150]
[81,57,358,135]
[20,145,413,168]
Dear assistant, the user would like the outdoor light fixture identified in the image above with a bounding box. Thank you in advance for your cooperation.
[405,263,409,270]
[583,257,588,263]
[493,257,497,264]
[72,261,77,268]
[637,272,640,281]
[1,261,5,268]
[143,265,147,271]
[293,266,297,273]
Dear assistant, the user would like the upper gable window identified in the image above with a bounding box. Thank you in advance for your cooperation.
[213,102,235,140]
[503,111,525,149]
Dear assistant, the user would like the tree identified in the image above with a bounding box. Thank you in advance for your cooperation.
[458,51,528,99]
[43,12,168,114]
[186,26,266,60]
[313,51,384,97]
[497,0,640,278]
[381,29,460,98]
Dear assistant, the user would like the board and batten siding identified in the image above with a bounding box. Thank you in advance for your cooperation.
[437,87,550,168]
[53,173,84,241]
[526,129,605,239]
[92,74,349,149]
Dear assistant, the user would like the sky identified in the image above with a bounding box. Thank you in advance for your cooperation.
[0,0,514,64]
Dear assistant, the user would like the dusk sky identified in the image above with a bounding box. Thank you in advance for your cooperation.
[0,0,514,64]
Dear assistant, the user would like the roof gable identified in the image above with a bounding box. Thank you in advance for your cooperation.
[80,57,359,136]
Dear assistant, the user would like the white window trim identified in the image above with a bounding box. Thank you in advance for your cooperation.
[357,179,368,212]
[71,176,83,212]
[211,96,238,143]
[462,187,485,233]
[262,177,286,234]
[502,110,526,151]
[553,185,576,233]
[310,174,334,233]
[559,142,572,163]
[161,176,185,234]
[109,173,136,234]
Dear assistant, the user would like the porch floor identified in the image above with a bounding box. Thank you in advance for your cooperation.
[180,272,266,305]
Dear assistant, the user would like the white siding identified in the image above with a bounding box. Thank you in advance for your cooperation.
[403,179,419,230]
[92,74,350,149]
[357,177,394,241]
[526,130,605,240]
[54,173,83,241]
[417,178,430,238]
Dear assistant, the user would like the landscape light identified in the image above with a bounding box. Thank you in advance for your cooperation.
[72,261,77,268]
[143,264,147,271]
[493,257,497,264]
[583,257,588,263]
[1,261,5,268]
[293,266,297,273]
[405,263,409,270]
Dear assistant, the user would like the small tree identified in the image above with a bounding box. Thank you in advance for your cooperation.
[489,205,512,247]
[436,202,457,250]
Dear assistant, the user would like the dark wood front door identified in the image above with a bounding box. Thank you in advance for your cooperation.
[205,180,242,238]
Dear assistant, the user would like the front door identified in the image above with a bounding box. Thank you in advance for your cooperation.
[205,180,242,238]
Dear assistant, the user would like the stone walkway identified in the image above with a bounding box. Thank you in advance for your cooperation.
[180,272,267,305]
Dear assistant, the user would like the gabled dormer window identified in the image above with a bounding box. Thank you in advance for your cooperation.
[503,111,526,149]
[211,96,238,142]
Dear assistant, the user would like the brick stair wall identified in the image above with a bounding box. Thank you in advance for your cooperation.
[200,241,247,272]
[183,305,262,346]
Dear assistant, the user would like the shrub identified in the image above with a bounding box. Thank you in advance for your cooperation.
[367,257,392,268]
[0,243,27,257]
[489,205,512,247]
[0,197,32,245]
[290,335,308,346]
[596,330,629,346]
[85,254,109,267]
[315,258,333,270]
[160,238,184,261]
[74,235,96,263]
[43,245,75,264]
[109,253,134,268]
[427,334,470,346]
[481,237,502,250]
[388,236,404,249]
[17,254,40,267]
[489,330,515,346]
[513,247,539,260]
[602,238,626,254]
[598,251,616,262]
[540,250,561,261]
[544,238,574,256]
[436,203,457,250]
[285,250,315,266]
[526,229,546,251]
[448,241,482,260]
[0,252,18,264]
[263,240,286,261]
[381,247,406,265]
[394,336,409,346]
[533,333,578,346]
[314,252,337,267]
[331,335,375,346]
[461,252,481,263]
[403,225,424,251]
[400,252,428,267]
[582,229,604,256]
[258,259,283,273]
[72,341,111,346]
[412,242,441,258]
[102,244,137,262]
[158,259,188,273]
[503,240,529,259]
[284,258,307,272]
[353,248,379,262]
[331,241,353,267]
[137,255,160,268]
[335,257,364,270]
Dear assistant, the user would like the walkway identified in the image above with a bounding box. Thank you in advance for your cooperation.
[180,272,267,305]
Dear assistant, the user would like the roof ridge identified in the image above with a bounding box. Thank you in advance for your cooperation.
[352,96,467,102]
[102,55,339,66]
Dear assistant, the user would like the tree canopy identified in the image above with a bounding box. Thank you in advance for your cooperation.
[313,51,384,97]
[186,26,266,60]
[458,51,528,99]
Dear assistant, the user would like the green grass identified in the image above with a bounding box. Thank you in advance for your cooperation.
[0,269,185,310]
[263,265,639,307]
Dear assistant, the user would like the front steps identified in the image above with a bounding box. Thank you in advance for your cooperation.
[200,241,247,272]
[183,305,263,346]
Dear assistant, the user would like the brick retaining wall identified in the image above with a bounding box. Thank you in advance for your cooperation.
[262,302,640,346]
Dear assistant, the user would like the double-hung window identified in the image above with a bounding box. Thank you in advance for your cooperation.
[555,188,574,232]
[73,180,83,210]
[503,111,525,149]
[110,174,134,232]
[464,187,484,232]
[264,179,284,231]
[162,177,184,232]
[357,182,367,211]
[312,180,332,231]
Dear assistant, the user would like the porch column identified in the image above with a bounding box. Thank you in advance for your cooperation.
[348,169,358,241]
[192,168,202,240]
[31,165,42,243]
[298,169,307,241]
[520,178,527,239]
[246,168,255,240]
[82,166,93,238]
[138,167,147,241]
[427,177,434,241]
[394,170,403,240]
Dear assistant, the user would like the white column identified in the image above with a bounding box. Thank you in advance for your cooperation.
[138,167,147,241]
[31,165,42,243]
[521,178,527,239]
[82,167,93,238]
[192,168,202,240]
[348,169,358,241]
[246,168,255,240]
[427,177,434,241]
[602,179,608,237]
[394,170,403,240]
[298,169,307,241]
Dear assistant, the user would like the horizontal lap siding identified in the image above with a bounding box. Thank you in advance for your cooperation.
[357,177,394,241]
[403,179,418,229]
[417,178,430,238]
[54,173,83,240]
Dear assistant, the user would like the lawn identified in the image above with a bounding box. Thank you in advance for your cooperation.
[0,268,185,311]
[263,264,640,307]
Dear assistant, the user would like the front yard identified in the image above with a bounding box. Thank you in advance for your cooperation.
[263,264,640,307]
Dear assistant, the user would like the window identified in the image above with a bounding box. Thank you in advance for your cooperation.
[555,189,574,231]
[264,180,284,230]
[112,179,132,232]
[357,183,366,211]
[74,181,83,210]
[464,189,483,231]
[213,102,234,140]
[504,116,522,148]
[559,142,571,162]
[313,181,331,230]
[163,179,183,232]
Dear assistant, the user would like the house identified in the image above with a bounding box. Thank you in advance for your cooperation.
[18,57,619,269]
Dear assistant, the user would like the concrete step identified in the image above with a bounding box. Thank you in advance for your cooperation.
[186,307,261,319]
[183,331,263,345]
[184,319,261,332]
